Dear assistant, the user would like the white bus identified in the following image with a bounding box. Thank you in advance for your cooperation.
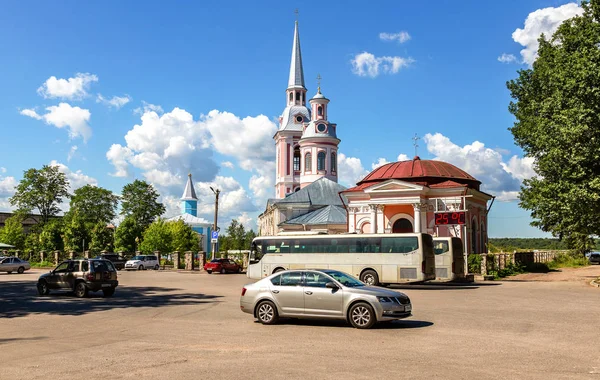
[247,233,436,286]
[433,237,465,281]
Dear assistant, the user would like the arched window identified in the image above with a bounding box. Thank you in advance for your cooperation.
[471,218,478,253]
[296,91,300,103]
[317,151,326,171]
[293,147,300,172]
[318,105,323,116]
[480,222,486,253]
[305,153,312,172]
[392,218,413,233]
[289,92,293,103]
[331,152,336,172]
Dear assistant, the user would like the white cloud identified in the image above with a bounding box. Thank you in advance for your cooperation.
[143,169,181,188]
[397,153,410,161]
[372,158,390,170]
[338,153,370,187]
[0,173,17,212]
[423,133,535,201]
[0,167,6,174]
[512,3,583,65]
[67,145,78,162]
[106,144,133,177]
[249,174,274,205]
[379,31,411,43]
[21,102,92,142]
[221,161,234,169]
[37,73,98,100]
[20,108,42,120]
[497,53,517,63]
[195,176,257,221]
[97,94,131,109]
[49,160,97,193]
[133,101,164,115]
[351,52,414,78]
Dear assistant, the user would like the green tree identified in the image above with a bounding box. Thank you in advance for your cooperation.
[114,215,141,253]
[69,185,118,225]
[225,219,246,250]
[62,211,88,252]
[140,219,172,254]
[39,219,64,252]
[120,180,166,231]
[0,215,26,249]
[507,1,600,254]
[9,165,70,224]
[168,219,200,252]
[90,222,114,253]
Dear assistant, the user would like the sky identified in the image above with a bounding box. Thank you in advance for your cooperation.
[0,0,585,237]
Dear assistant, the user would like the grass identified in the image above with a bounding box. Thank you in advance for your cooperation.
[547,253,589,269]
[30,261,55,268]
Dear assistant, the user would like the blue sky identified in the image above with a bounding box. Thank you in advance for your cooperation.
[0,0,584,237]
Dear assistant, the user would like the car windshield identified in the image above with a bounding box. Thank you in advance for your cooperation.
[210,259,223,263]
[132,256,144,260]
[323,270,365,287]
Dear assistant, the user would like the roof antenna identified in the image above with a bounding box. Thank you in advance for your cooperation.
[412,133,420,157]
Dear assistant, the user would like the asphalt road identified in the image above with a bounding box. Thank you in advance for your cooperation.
[1,268,599,380]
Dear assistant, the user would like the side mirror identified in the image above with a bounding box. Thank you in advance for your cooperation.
[325,282,338,289]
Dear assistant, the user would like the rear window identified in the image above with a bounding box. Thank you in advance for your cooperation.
[210,259,224,263]
[91,260,116,272]
[433,241,450,255]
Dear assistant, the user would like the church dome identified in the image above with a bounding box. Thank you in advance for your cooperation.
[358,156,481,190]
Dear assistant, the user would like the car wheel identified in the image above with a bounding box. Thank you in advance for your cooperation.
[207,270,212,274]
[37,280,50,296]
[102,288,115,297]
[138,265,144,271]
[360,270,379,286]
[256,300,279,325]
[74,282,88,298]
[154,264,159,270]
[348,302,377,329]
[220,268,226,274]
[238,267,242,273]
[17,266,25,274]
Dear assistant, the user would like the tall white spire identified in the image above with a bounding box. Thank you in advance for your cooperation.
[287,20,305,90]
[181,173,197,200]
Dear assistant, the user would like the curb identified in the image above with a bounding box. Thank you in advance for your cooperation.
[590,279,600,288]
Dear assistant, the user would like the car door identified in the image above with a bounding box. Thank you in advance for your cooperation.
[269,271,305,316]
[47,262,69,289]
[227,260,237,272]
[302,272,344,317]
[63,261,80,289]
[2,258,16,272]
[0,258,8,272]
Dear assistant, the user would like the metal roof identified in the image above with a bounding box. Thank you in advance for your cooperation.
[288,21,305,90]
[280,205,347,226]
[181,173,198,200]
[273,178,347,206]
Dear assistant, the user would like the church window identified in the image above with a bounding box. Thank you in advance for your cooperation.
[305,153,312,171]
[317,151,326,171]
[296,91,300,103]
[316,123,327,133]
[331,152,336,172]
[295,115,303,123]
[286,144,291,175]
[318,105,323,116]
[293,148,300,171]
[289,92,293,103]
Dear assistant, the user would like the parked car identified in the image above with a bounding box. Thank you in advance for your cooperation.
[94,253,127,270]
[589,253,600,265]
[125,255,159,270]
[37,259,118,298]
[240,269,412,329]
[0,257,31,274]
[204,258,241,274]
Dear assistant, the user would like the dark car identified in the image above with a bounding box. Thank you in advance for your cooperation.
[589,253,600,265]
[37,259,118,298]
[204,258,241,274]
[95,253,127,270]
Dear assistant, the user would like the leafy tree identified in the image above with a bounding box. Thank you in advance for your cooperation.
[169,219,200,252]
[507,1,600,254]
[9,165,70,224]
[62,211,88,253]
[114,215,142,253]
[0,215,25,250]
[140,219,172,254]
[69,185,118,225]
[120,180,165,231]
[39,219,64,252]
[90,222,114,253]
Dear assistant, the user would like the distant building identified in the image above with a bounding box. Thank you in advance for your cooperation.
[0,212,60,234]
[166,174,213,254]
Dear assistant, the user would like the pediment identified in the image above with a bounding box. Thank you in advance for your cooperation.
[365,179,424,193]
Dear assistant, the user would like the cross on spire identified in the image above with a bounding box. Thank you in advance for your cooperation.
[412,133,420,157]
[294,8,299,21]
[316,73,322,93]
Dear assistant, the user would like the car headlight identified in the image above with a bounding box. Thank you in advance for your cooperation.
[378,297,391,303]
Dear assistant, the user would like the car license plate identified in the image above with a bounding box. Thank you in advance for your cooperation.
[405,304,412,312]
[102,284,111,288]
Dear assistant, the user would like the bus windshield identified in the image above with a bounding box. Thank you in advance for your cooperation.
[250,241,263,262]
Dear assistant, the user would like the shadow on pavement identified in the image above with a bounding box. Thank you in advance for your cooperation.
[264,318,433,329]
[388,282,501,290]
[0,337,48,344]
[0,280,222,319]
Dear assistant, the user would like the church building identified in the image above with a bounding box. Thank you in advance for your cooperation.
[258,20,347,236]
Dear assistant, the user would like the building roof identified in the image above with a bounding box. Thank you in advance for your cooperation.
[279,105,311,132]
[279,205,347,226]
[272,177,347,207]
[288,21,305,90]
[357,156,481,190]
[166,213,211,227]
[181,173,197,201]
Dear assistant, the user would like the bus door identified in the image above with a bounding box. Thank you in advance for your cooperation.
[433,239,452,280]
[451,237,465,278]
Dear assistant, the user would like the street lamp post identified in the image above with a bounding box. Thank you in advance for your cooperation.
[210,187,221,261]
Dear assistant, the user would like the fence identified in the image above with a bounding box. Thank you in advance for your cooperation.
[469,250,569,275]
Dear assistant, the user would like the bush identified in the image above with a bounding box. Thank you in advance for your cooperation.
[496,262,525,278]
[31,261,55,268]
[467,254,482,274]
[548,253,589,269]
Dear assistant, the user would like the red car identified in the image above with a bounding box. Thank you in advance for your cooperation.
[204,258,241,274]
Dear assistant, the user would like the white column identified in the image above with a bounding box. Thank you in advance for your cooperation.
[376,205,385,233]
[369,204,378,234]
[348,207,356,233]
[413,203,422,233]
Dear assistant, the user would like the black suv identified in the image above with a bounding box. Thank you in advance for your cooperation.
[37,259,119,298]
[95,253,127,270]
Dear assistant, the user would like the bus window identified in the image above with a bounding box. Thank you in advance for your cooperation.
[433,241,450,255]
[250,241,264,262]
[381,237,419,253]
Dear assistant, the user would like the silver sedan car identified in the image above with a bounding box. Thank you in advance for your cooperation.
[0,257,31,274]
[240,269,412,329]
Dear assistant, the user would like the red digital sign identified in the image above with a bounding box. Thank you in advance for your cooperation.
[434,212,466,225]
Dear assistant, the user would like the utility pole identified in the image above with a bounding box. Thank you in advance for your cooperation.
[210,187,220,261]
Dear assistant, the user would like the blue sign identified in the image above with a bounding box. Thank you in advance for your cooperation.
[211,231,219,239]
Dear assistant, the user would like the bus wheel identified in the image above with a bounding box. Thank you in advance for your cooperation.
[360,270,379,286]
[273,267,285,274]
